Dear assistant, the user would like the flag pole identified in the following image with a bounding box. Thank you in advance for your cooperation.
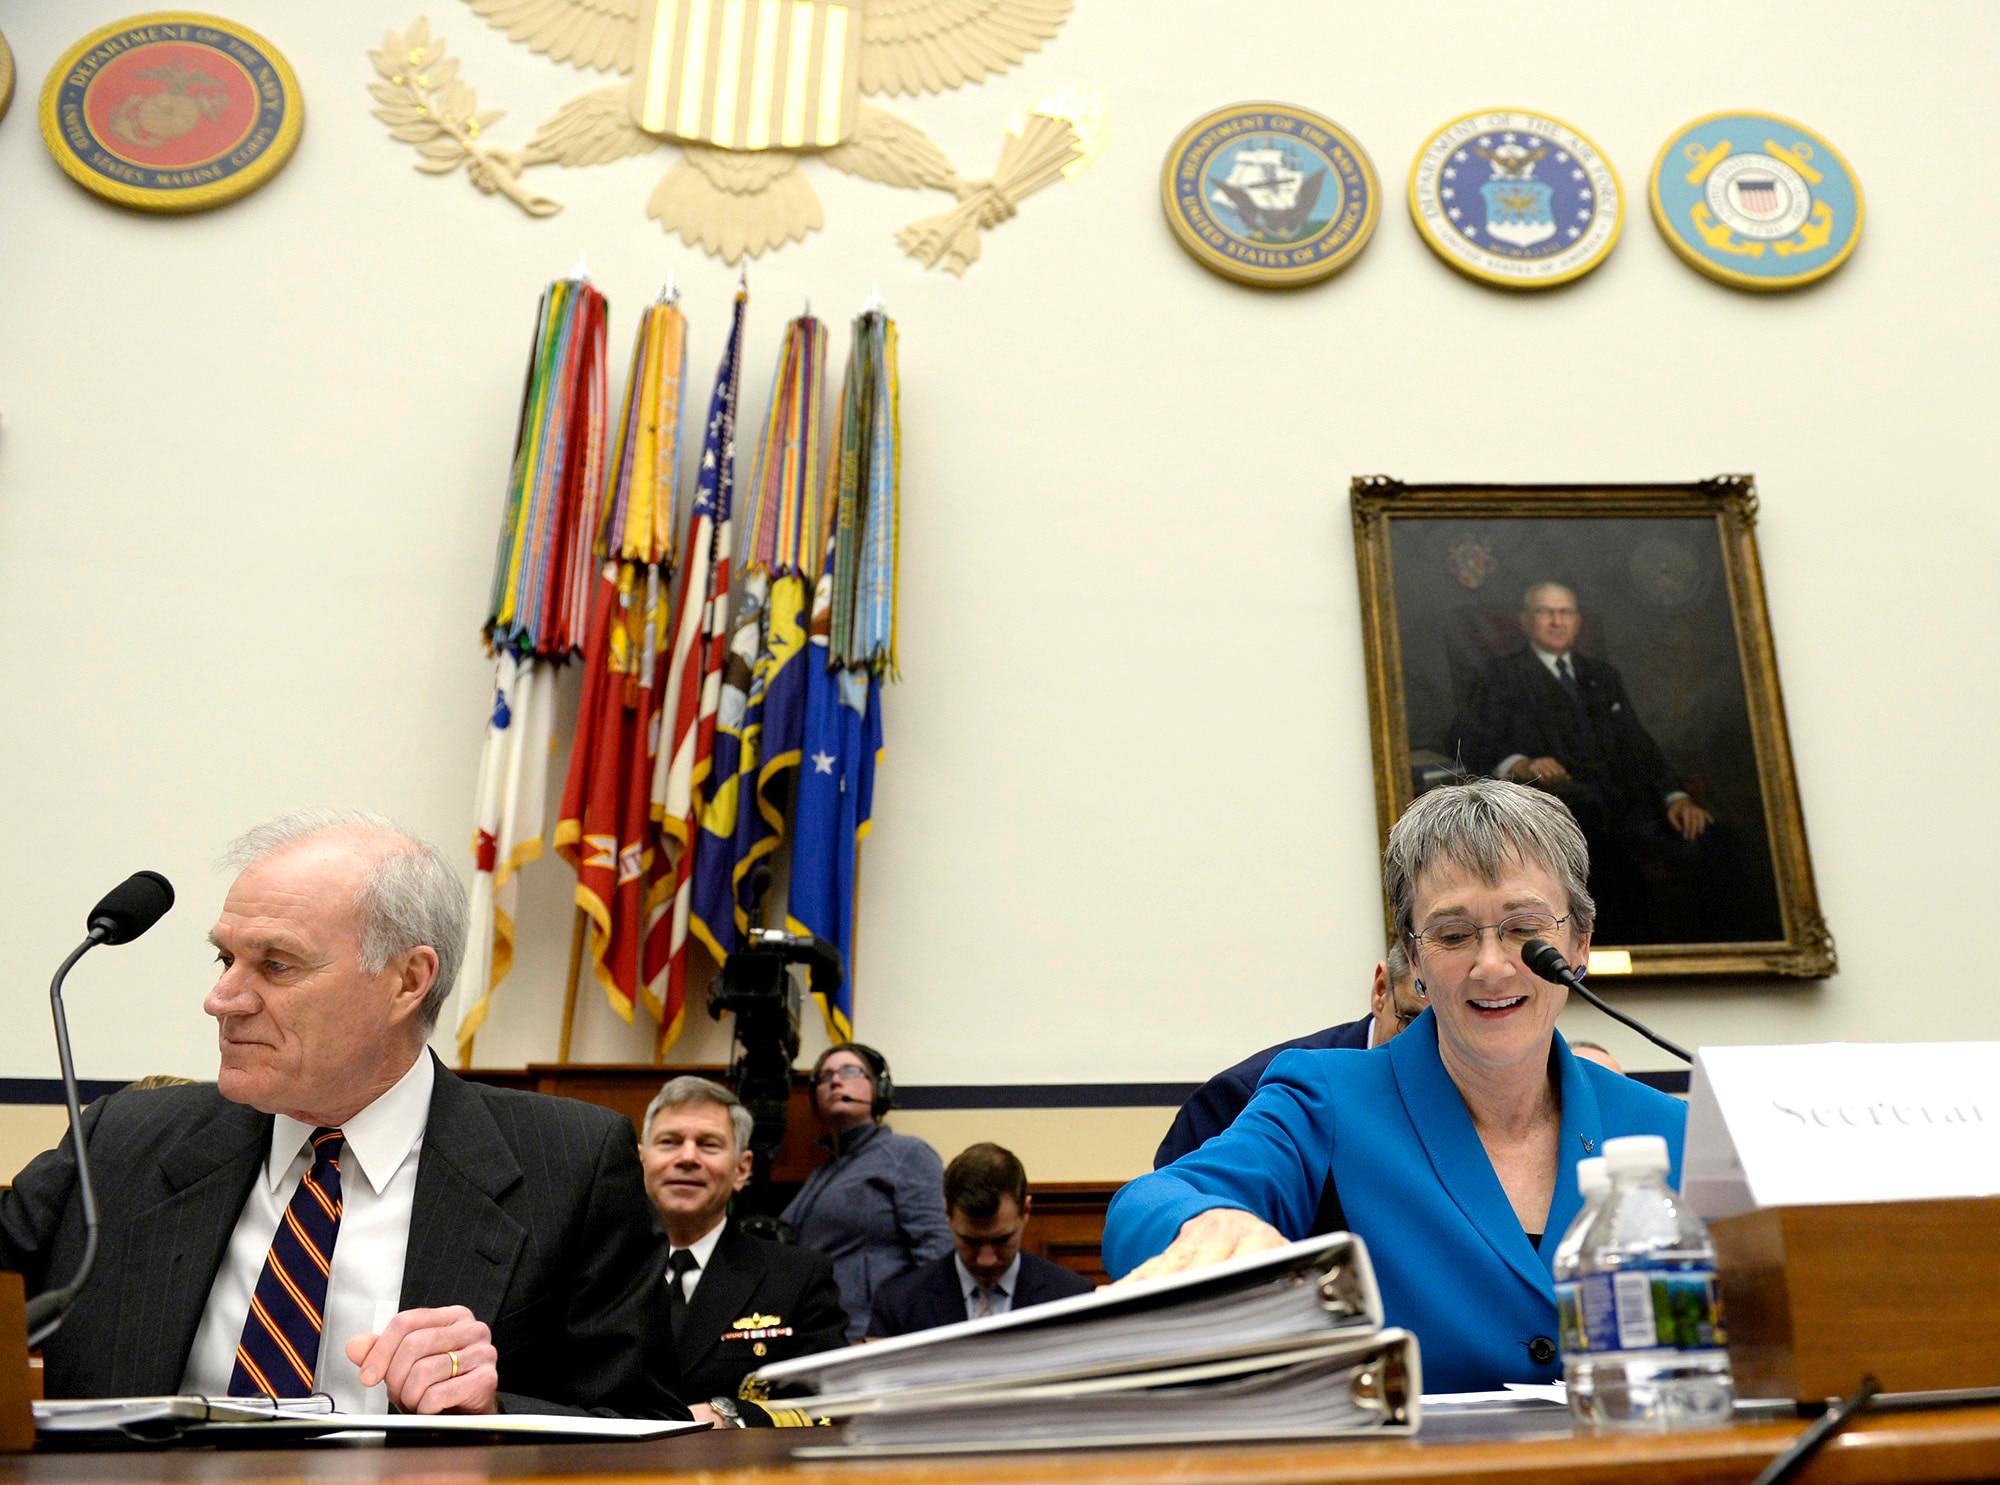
[557,905,588,1064]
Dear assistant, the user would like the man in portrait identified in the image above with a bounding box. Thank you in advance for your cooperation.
[1453,582,1771,944]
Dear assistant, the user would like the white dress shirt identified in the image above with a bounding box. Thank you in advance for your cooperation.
[956,1252,1021,1319]
[180,1054,434,1411]
[666,1217,728,1303]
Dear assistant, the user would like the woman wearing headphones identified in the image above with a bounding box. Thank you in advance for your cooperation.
[781,1043,953,1340]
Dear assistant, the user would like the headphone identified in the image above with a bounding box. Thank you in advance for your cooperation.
[824,1042,895,1117]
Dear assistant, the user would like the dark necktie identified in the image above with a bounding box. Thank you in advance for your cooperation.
[666,1249,699,1341]
[229,1127,344,1398]
[1555,655,1581,702]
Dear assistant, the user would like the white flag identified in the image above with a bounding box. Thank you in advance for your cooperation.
[452,651,558,1064]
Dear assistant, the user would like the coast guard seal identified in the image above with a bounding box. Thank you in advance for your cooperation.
[1650,113,1862,291]
[39,12,303,212]
[1409,110,1621,289]
[1161,103,1380,288]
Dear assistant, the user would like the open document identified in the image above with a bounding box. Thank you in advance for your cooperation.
[33,1396,705,1445]
[749,1231,1419,1455]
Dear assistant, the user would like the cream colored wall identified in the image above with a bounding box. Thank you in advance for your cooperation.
[2,2,1996,1141]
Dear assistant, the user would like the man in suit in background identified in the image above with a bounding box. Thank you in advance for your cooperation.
[869,1143,1093,1336]
[0,809,681,1418]
[642,1077,846,1407]
[1153,946,1421,1169]
[1455,581,1771,944]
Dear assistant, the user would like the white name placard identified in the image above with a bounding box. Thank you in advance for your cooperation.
[1683,1042,2000,1220]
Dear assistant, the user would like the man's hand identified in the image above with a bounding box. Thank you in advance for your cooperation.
[1666,796,1713,840]
[1115,1209,1288,1285]
[346,1306,499,1414]
[1509,757,1570,784]
[688,1403,724,1427]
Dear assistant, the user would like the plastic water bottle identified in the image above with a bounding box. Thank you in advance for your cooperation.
[1564,1135,1734,1430]
[1552,1156,1611,1419]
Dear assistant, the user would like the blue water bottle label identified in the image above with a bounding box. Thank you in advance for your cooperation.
[1574,1265,1726,1353]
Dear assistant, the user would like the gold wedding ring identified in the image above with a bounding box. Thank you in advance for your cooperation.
[448,1350,460,1379]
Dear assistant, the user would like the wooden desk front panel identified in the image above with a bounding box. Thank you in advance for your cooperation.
[7,1405,2000,1483]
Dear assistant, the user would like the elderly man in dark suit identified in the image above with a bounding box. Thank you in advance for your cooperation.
[1154,946,1421,1170]
[0,809,682,1418]
[641,1077,846,1411]
[868,1143,1092,1337]
[1455,581,1770,944]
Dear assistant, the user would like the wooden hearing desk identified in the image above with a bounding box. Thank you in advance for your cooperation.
[3,1403,1998,1485]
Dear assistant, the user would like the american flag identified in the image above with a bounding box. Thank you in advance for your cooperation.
[647,285,747,1055]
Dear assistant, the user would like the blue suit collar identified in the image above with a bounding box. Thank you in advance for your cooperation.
[1387,1011,1603,1295]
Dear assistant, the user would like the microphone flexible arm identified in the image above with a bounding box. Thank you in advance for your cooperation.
[1521,939,1693,1065]
[26,927,107,1347]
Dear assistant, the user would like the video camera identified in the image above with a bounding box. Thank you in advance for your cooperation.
[708,924,843,1222]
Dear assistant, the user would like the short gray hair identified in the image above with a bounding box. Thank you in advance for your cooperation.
[642,1075,755,1156]
[1383,779,1595,947]
[224,808,467,1029]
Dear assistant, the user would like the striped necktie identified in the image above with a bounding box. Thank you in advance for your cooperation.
[229,1127,344,1398]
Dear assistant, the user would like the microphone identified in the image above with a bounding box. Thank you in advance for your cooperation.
[1520,939,1692,1065]
[24,872,176,1346]
[87,870,175,945]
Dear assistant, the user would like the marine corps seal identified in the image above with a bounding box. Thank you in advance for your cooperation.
[1409,109,1621,290]
[1161,102,1380,288]
[1649,112,1863,291]
[39,12,303,212]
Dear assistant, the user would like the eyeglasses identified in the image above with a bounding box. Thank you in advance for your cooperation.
[1410,913,1570,958]
[814,1066,872,1086]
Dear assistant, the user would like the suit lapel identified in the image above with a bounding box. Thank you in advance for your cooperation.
[115,1099,270,1393]
[676,1223,761,1380]
[1388,1013,1550,1297]
[400,1057,526,1322]
[1544,1035,1603,1261]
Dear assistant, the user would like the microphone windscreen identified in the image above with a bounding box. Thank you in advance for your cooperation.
[87,870,176,945]
[1521,939,1575,986]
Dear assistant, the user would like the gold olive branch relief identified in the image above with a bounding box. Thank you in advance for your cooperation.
[368,17,560,218]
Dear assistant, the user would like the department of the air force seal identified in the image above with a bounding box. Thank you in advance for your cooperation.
[1409,110,1621,290]
[1161,103,1380,288]
[38,13,303,212]
[1650,113,1862,291]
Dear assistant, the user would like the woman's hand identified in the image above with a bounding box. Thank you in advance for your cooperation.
[1117,1208,1289,1284]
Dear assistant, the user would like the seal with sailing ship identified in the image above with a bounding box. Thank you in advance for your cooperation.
[1162,102,1379,287]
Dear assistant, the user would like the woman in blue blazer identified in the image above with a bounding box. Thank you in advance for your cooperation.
[1103,780,1687,1394]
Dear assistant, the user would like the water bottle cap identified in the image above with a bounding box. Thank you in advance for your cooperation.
[1603,1134,1670,1176]
[1577,1155,1610,1198]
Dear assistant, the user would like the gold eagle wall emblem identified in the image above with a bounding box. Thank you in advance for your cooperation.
[369,1,1108,272]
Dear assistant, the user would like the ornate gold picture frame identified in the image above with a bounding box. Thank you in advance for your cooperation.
[1350,475,1834,981]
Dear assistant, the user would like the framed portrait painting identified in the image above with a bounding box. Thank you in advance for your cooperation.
[1350,475,1834,980]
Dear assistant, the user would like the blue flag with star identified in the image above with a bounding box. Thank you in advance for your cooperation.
[785,566,880,1041]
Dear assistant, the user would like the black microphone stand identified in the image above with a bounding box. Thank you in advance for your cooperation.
[1522,939,1693,1064]
[25,926,108,1347]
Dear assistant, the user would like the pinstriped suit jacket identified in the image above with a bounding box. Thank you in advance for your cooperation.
[0,1054,683,1417]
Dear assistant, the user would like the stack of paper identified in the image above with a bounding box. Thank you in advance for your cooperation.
[747,1232,1422,1456]
[32,1396,704,1445]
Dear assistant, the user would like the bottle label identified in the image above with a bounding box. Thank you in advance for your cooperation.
[1572,1265,1726,1353]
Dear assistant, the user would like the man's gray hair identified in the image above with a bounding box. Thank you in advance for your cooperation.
[1385,940,1413,985]
[1383,779,1595,946]
[1521,580,1577,610]
[642,1075,755,1156]
[224,808,467,1030]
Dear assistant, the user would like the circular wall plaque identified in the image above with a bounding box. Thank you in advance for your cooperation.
[1408,109,1622,290]
[1,30,16,124]
[1650,112,1863,291]
[1161,102,1380,287]
[38,12,303,212]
